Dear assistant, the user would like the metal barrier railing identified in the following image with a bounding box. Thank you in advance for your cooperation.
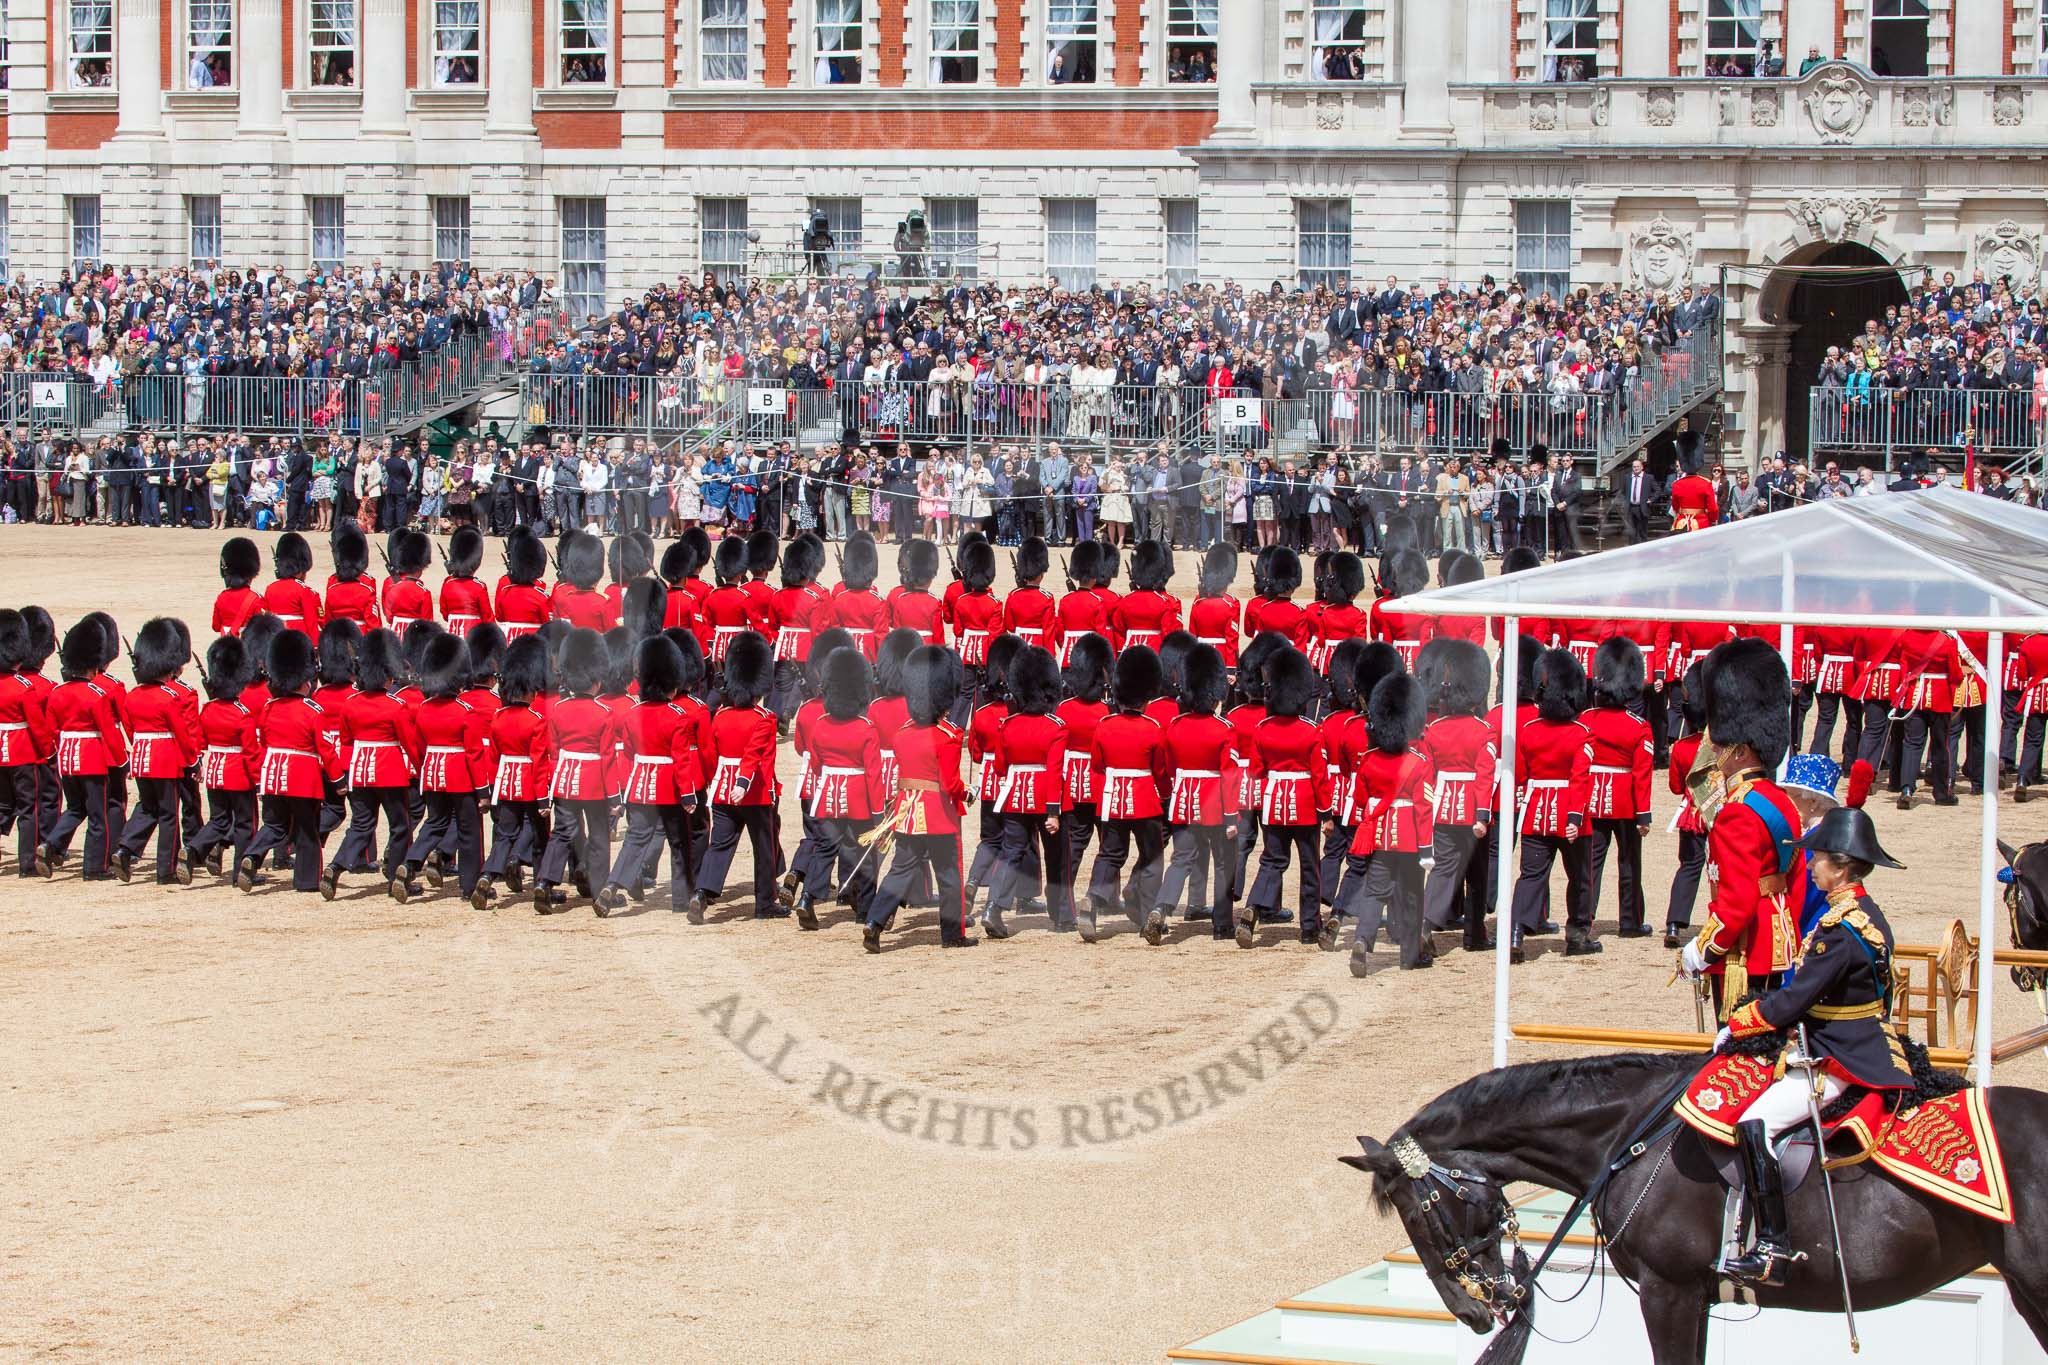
[1807,386,2044,468]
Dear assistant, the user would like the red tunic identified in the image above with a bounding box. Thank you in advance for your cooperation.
[991,712,1068,815]
[324,576,382,630]
[805,714,885,819]
[1055,590,1112,664]
[496,581,552,640]
[1090,712,1170,821]
[382,575,436,632]
[441,577,496,635]
[1309,602,1368,673]
[339,687,421,788]
[415,698,492,792]
[546,696,623,801]
[1890,628,1963,713]
[248,695,343,797]
[1113,590,1184,655]
[488,702,553,802]
[1700,775,1806,980]
[1249,716,1331,826]
[707,703,778,805]
[892,719,969,836]
[1668,474,1719,531]
[212,586,264,638]
[263,579,325,638]
[1668,619,1735,680]
[1320,708,1361,823]
[1417,714,1492,827]
[942,578,969,634]
[791,697,826,806]
[1225,702,1267,815]
[1348,747,1436,856]
[50,680,127,776]
[0,670,55,765]
[887,587,945,646]
[2017,634,2048,716]
[125,682,200,779]
[1161,712,1239,825]
[833,588,891,658]
[661,583,699,635]
[967,701,1010,801]
[1561,619,1612,674]
[1243,595,1307,650]
[1668,732,1707,835]
[1187,594,1241,665]
[1513,717,1591,838]
[952,590,1006,668]
[621,698,711,805]
[769,583,831,663]
[699,584,767,662]
[1001,587,1059,653]
[1367,601,1432,672]
[551,584,614,632]
[869,695,912,799]
[1581,706,1654,820]
[197,697,257,790]
[1054,697,1108,806]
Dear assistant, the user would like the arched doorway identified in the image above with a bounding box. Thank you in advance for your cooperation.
[1772,241,1908,464]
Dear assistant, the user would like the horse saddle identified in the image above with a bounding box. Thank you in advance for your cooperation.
[1704,1087,1895,1194]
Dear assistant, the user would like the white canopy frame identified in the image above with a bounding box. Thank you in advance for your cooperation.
[1386,489,2048,1079]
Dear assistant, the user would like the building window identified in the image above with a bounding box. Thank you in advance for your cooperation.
[310,0,357,84]
[309,196,346,274]
[701,0,747,80]
[929,0,978,83]
[1869,0,1928,77]
[1,0,10,88]
[434,0,481,83]
[1514,200,1571,302]
[1166,1,1216,82]
[925,198,978,281]
[700,197,749,284]
[808,197,862,275]
[433,197,472,264]
[560,0,608,81]
[0,200,9,280]
[1541,0,1597,80]
[1045,0,1095,82]
[1045,199,1097,290]
[562,198,607,322]
[814,0,861,83]
[67,0,114,87]
[1703,0,1760,75]
[188,196,222,265]
[186,0,234,86]
[1164,199,1199,290]
[68,196,102,276]
[1310,0,1365,80]
[1296,199,1351,289]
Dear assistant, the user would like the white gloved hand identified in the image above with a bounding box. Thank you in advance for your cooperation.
[1714,1026,1732,1053]
[1419,858,1435,871]
[1680,940,1707,978]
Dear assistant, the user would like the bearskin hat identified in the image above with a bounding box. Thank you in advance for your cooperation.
[507,528,549,586]
[420,632,470,700]
[1235,631,1288,705]
[220,536,262,589]
[1442,550,1484,588]
[1183,644,1228,716]
[21,606,55,667]
[354,629,405,693]
[1016,536,1050,585]
[268,628,316,695]
[1592,635,1645,708]
[842,533,879,592]
[1327,637,1369,712]
[1114,646,1163,711]
[1679,663,1708,731]
[1199,542,1237,599]
[714,534,751,584]
[602,627,638,695]
[393,528,434,578]
[1501,545,1543,576]
[1311,551,1334,603]
[876,627,922,698]
[448,525,485,579]
[1367,673,1427,755]
[561,530,606,591]
[636,635,685,704]
[1007,646,1061,716]
[1069,539,1104,587]
[1491,436,1513,460]
[823,647,875,721]
[899,538,940,589]
[620,578,668,642]
[678,525,713,579]
[557,627,608,695]
[722,631,775,708]
[746,529,779,578]
[1265,648,1316,719]
[82,613,120,670]
[1434,639,1491,718]
[1387,548,1430,601]
[401,619,443,677]
[960,540,997,593]
[669,628,707,696]
[466,621,506,679]
[204,636,252,702]
[316,619,362,687]
[807,627,856,687]
[131,616,187,686]
[659,538,690,586]
[274,531,313,581]
[1098,541,1121,589]
[985,633,1025,700]
[1499,632,1542,703]
[904,644,962,726]
[1381,515,1420,558]
[1329,552,1367,604]
[332,523,371,582]
[56,618,103,681]
[239,614,284,680]
[1354,640,1404,713]
[1157,630,1197,704]
[1703,637,1792,771]
[1062,632,1114,703]
[1130,539,1173,593]
[1534,648,1587,724]
[955,529,988,573]
[611,530,655,585]
[0,610,27,674]
[1255,545,1302,598]
[500,635,550,705]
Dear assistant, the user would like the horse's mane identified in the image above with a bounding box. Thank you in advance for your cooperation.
[1399,1052,1692,1149]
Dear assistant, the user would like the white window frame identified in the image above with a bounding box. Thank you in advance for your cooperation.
[66,0,114,89]
[309,195,346,274]
[1044,0,1096,83]
[561,198,607,322]
[1164,0,1217,83]
[1309,0,1366,80]
[701,197,749,284]
[309,0,357,84]
[1513,199,1572,303]
[1045,198,1097,291]
[808,197,862,276]
[699,0,748,81]
[1164,199,1198,290]
[1,0,11,87]
[925,197,978,281]
[928,0,979,83]
[1702,0,1761,75]
[1295,198,1350,290]
[1868,0,1929,76]
[812,0,862,84]
[433,196,472,265]
[1541,0,1598,81]
[0,200,9,282]
[188,195,223,266]
[558,0,610,83]
[432,0,482,84]
[185,0,235,88]
[69,196,102,276]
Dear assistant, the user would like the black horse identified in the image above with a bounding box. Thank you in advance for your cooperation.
[1345,1053,2048,1365]
[2001,839,2048,996]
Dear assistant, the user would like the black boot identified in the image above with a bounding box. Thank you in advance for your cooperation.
[1719,1120,1805,1287]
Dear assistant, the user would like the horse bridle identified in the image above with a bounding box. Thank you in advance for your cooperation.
[1389,1136,1528,1318]
[2003,870,2047,993]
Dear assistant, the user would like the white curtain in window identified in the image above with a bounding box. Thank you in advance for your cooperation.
[1312,4,1352,81]
[318,0,355,43]
[189,0,230,84]
[1179,0,1216,36]
[436,0,480,79]
[703,0,746,79]
[1045,0,1092,76]
[563,0,607,50]
[815,0,856,81]
[929,0,974,82]
[69,0,110,87]
[1542,0,1593,80]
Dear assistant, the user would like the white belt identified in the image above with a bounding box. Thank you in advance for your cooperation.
[499,755,531,765]
[1266,771,1309,780]
[1391,800,1413,809]
[353,740,398,749]
[1569,640,1598,650]
[819,765,863,776]
[277,615,303,626]
[1173,769,1221,780]
[1104,767,1151,780]
[557,749,601,762]
[1822,654,1852,664]
[714,625,746,635]
[1527,779,1568,789]
[879,748,896,763]
[204,744,240,757]
[0,722,24,732]
[633,755,674,765]
[267,748,318,759]
[60,731,101,740]
[426,745,464,755]
[133,731,172,741]
[1195,636,1225,646]
[1590,764,1628,774]
[1436,770,1475,781]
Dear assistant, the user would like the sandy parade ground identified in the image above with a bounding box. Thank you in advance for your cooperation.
[2,523,2045,1363]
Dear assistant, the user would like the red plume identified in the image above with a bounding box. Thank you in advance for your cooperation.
[1847,759,1874,810]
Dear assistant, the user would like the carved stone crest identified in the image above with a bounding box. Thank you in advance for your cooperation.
[1750,89,1779,127]
[1530,93,1558,131]
[1805,69,1873,143]
[1974,219,2041,290]
[1644,87,1677,127]
[1315,92,1343,130]
[1994,86,2025,127]
[1717,85,1739,127]
[1630,215,1695,292]
[1901,86,1931,127]
[1790,194,1888,245]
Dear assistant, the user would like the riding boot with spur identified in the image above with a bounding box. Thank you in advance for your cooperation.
[1719,1119,1804,1287]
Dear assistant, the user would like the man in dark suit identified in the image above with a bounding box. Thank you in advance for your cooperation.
[283,441,312,531]
[1622,457,1655,544]
[1546,453,1581,558]
[1672,416,1702,475]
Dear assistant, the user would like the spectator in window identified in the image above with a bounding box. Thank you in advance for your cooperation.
[1048,49,1070,84]
[1799,44,1826,76]
[1187,49,1212,82]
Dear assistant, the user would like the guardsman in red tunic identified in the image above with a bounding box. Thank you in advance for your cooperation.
[832,533,891,659]
[1088,542,1123,640]
[698,535,768,667]
[869,629,921,808]
[472,636,557,910]
[534,629,622,912]
[111,618,199,885]
[768,534,831,724]
[1583,637,1657,938]
[888,538,946,646]
[941,530,985,644]
[672,527,716,632]
[1187,543,1242,668]
[952,540,1007,676]
[263,532,326,639]
[401,634,491,902]
[1055,633,1113,914]
[550,530,614,632]
[1850,625,1904,781]
[35,618,128,880]
[1115,540,1185,656]
[324,523,383,630]
[1307,553,1369,677]
[742,530,779,634]
[1508,648,1596,960]
[690,632,781,919]
[1084,649,1173,944]
[1243,545,1307,650]
[1431,551,1489,649]
[1314,640,1381,927]
[1243,648,1334,943]
[1000,537,1059,655]
[963,635,1024,900]
[382,530,438,635]
[602,532,656,633]
[1416,638,1495,952]
[979,646,1069,938]
[778,629,855,913]
[310,621,360,849]
[1886,626,1964,807]
[1225,633,1286,912]
[1367,548,1433,672]
[1157,644,1239,942]
[235,630,344,893]
[791,648,886,931]
[321,630,421,901]
[598,635,711,918]
[1663,670,1711,947]
[2014,631,2048,800]
[860,647,974,951]
[657,532,703,637]
[1668,617,1736,690]
[1055,541,1113,663]
[185,637,258,879]
[1677,638,1807,1018]
[495,529,553,641]
[439,526,496,636]
[0,609,57,871]
[1561,618,1611,676]
[1338,672,1436,972]
[212,537,265,638]
[1667,469,1719,532]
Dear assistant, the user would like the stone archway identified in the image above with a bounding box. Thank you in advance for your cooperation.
[1756,238,1910,465]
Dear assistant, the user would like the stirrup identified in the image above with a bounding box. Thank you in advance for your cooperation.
[1717,1241,1806,1288]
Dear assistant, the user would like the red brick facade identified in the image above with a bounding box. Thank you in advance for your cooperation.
[536,108,624,145]
[993,0,1022,86]
[664,103,1215,149]
[761,0,791,86]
